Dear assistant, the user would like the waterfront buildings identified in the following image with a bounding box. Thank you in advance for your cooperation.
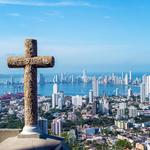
[124,73,129,85]
[82,69,88,83]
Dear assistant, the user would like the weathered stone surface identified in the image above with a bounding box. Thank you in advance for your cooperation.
[25,39,37,57]
[0,129,21,143]
[7,56,54,68]
[7,39,55,128]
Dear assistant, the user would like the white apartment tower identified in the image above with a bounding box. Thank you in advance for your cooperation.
[92,76,99,97]
[51,118,62,136]
[140,83,146,103]
[89,90,93,103]
[72,95,83,107]
[124,73,129,85]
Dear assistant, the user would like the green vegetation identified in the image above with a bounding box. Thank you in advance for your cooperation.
[61,132,82,150]
[62,117,114,131]
[0,115,23,128]
[112,140,132,150]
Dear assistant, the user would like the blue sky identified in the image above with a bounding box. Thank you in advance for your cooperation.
[0,0,150,73]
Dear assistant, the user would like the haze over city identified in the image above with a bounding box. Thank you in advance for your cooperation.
[0,0,150,73]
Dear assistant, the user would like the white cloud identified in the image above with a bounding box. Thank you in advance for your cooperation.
[0,0,96,7]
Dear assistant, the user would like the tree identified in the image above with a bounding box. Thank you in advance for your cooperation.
[113,140,132,150]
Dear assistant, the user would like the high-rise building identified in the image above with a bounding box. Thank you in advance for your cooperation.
[129,71,132,82]
[52,83,58,108]
[129,106,138,118]
[121,72,124,80]
[103,98,110,115]
[140,75,150,103]
[116,103,127,119]
[116,109,126,119]
[51,118,62,136]
[92,100,98,115]
[10,75,14,85]
[52,83,64,109]
[127,88,133,99]
[57,92,64,109]
[82,69,88,83]
[71,74,74,83]
[52,93,57,108]
[38,118,48,135]
[52,94,64,109]
[115,88,119,96]
[60,73,64,83]
[140,83,146,103]
[53,83,58,94]
[119,103,127,109]
[144,75,150,97]
[92,76,99,97]
[72,95,83,107]
[124,73,128,85]
[53,74,59,83]
[89,90,93,103]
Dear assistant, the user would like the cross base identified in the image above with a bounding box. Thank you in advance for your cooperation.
[0,134,69,150]
[19,125,41,137]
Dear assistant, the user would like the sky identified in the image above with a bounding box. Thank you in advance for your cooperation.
[0,0,150,73]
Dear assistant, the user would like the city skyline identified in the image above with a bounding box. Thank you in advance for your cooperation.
[0,0,150,73]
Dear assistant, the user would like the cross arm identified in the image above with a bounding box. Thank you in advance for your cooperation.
[7,56,55,68]
[7,57,26,68]
[32,56,55,68]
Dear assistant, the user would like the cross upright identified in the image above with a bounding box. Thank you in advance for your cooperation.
[7,39,55,135]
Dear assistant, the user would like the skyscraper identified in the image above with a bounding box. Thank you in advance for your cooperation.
[52,83,64,109]
[82,69,88,83]
[60,73,64,83]
[52,83,58,109]
[103,98,110,115]
[53,83,58,94]
[141,75,150,103]
[124,73,128,85]
[140,83,146,103]
[72,95,83,107]
[129,71,132,82]
[57,92,64,110]
[127,88,133,99]
[89,90,93,103]
[116,103,127,119]
[115,88,119,96]
[129,106,138,118]
[144,75,150,97]
[121,72,124,80]
[10,75,14,85]
[92,76,99,97]
[53,74,59,83]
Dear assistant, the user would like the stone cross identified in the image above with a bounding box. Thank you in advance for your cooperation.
[7,39,55,135]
